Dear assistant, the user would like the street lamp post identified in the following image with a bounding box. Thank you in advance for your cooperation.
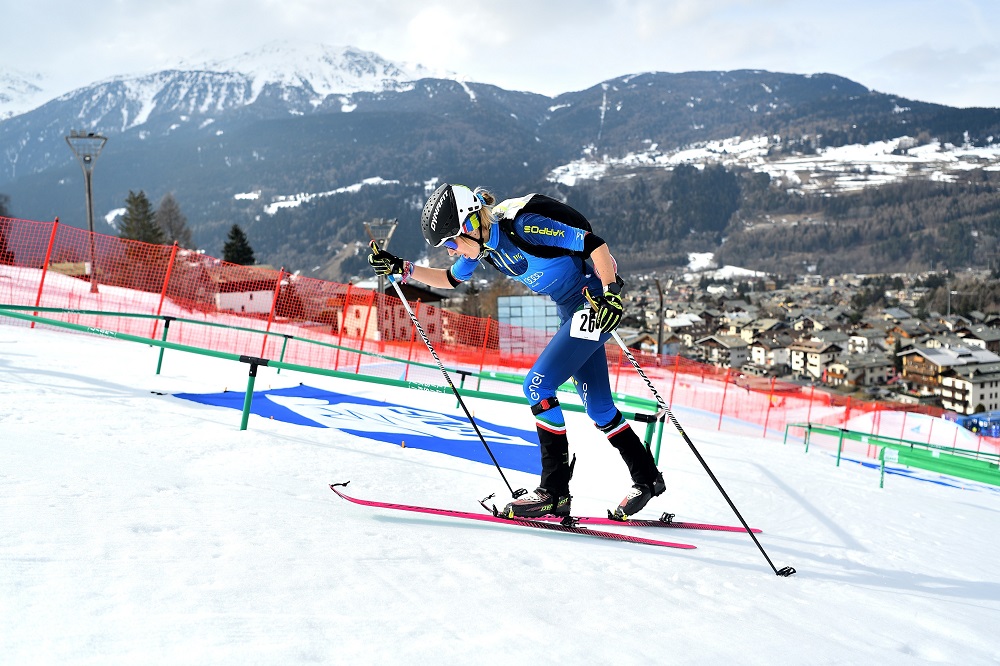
[65,130,108,293]
[364,218,398,297]
[655,277,664,357]
[364,218,398,347]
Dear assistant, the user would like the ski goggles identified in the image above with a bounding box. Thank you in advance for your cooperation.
[440,212,481,250]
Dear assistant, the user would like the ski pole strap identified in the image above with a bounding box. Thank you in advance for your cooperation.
[530,397,560,415]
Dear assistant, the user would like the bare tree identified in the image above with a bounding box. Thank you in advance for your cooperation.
[155,192,193,248]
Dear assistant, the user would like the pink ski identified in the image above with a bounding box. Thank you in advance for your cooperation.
[330,483,695,550]
[534,514,762,534]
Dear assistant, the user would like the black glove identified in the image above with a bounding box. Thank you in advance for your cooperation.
[368,241,410,279]
[585,276,625,334]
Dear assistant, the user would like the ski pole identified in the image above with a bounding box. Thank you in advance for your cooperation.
[609,330,795,577]
[370,241,526,499]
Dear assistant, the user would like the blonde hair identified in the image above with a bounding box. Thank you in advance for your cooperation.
[473,187,497,233]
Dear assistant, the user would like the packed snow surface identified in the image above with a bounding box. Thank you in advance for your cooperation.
[2,321,999,664]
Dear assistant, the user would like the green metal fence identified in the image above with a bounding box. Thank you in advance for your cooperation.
[0,306,669,462]
[785,422,1000,488]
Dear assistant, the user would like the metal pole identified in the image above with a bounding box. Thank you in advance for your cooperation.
[608,330,795,577]
[152,242,179,340]
[476,316,492,391]
[364,218,397,354]
[65,131,107,294]
[33,218,59,328]
[655,277,664,358]
[334,284,352,371]
[261,267,284,358]
[763,376,776,438]
[83,169,98,293]
[375,242,525,499]
[669,353,680,407]
[717,366,731,431]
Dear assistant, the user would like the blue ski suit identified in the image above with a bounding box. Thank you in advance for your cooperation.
[447,194,660,496]
[448,195,622,445]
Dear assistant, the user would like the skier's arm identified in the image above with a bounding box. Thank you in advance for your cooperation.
[584,241,626,334]
[589,242,620,290]
[409,265,458,290]
[367,242,468,290]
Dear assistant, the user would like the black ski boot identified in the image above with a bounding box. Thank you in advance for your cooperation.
[612,472,666,520]
[598,410,665,519]
[502,488,571,518]
[504,397,575,519]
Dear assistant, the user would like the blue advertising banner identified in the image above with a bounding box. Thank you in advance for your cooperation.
[174,385,541,474]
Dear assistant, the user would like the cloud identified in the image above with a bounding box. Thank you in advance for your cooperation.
[404,6,473,68]
[1,0,998,107]
[862,44,1000,107]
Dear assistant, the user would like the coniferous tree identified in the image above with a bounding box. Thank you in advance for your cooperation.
[118,190,165,245]
[223,224,255,265]
[154,192,193,248]
[0,194,14,265]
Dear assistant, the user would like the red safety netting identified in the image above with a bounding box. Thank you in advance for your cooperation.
[2,215,997,452]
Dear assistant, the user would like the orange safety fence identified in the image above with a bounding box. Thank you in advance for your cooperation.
[2,215,998,453]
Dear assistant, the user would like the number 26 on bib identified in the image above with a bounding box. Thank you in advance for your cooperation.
[570,308,601,341]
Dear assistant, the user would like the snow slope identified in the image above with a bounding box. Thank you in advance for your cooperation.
[2,320,999,665]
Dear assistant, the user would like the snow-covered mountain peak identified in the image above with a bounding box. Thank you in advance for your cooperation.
[22,42,454,134]
[191,41,438,97]
[0,70,48,119]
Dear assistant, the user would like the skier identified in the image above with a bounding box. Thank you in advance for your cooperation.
[368,184,664,519]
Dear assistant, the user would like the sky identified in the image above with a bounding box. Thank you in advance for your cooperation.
[3,274,1000,663]
[2,0,1000,108]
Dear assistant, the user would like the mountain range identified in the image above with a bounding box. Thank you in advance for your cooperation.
[2,41,1000,281]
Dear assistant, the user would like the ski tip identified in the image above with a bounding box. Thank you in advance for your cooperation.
[330,481,351,490]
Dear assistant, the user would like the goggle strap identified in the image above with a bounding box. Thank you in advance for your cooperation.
[462,212,480,235]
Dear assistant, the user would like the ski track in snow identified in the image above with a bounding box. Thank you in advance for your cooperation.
[1,321,999,664]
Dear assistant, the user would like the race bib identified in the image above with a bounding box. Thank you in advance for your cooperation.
[570,308,601,341]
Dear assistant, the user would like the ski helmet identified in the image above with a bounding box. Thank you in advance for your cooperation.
[420,183,482,247]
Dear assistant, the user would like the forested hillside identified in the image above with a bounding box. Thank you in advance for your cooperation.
[3,62,1000,280]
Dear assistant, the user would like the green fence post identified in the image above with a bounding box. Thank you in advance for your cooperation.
[653,414,665,466]
[155,317,173,375]
[239,355,270,431]
[880,448,886,489]
[836,428,845,467]
[455,370,470,409]
[276,334,291,375]
[804,425,811,453]
[631,411,661,462]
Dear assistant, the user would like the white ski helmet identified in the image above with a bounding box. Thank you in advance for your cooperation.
[420,183,483,247]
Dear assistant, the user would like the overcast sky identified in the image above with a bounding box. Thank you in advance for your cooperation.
[4,0,1000,108]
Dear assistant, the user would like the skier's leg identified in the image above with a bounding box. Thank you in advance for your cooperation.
[573,345,664,517]
[522,324,596,494]
[572,344,660,485]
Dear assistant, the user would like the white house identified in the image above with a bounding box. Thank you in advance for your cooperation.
[749,334,793,371]
[825,353,894,388]
[695,334,749,369]
[940,361,1000,415]
[789,339,843,380]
